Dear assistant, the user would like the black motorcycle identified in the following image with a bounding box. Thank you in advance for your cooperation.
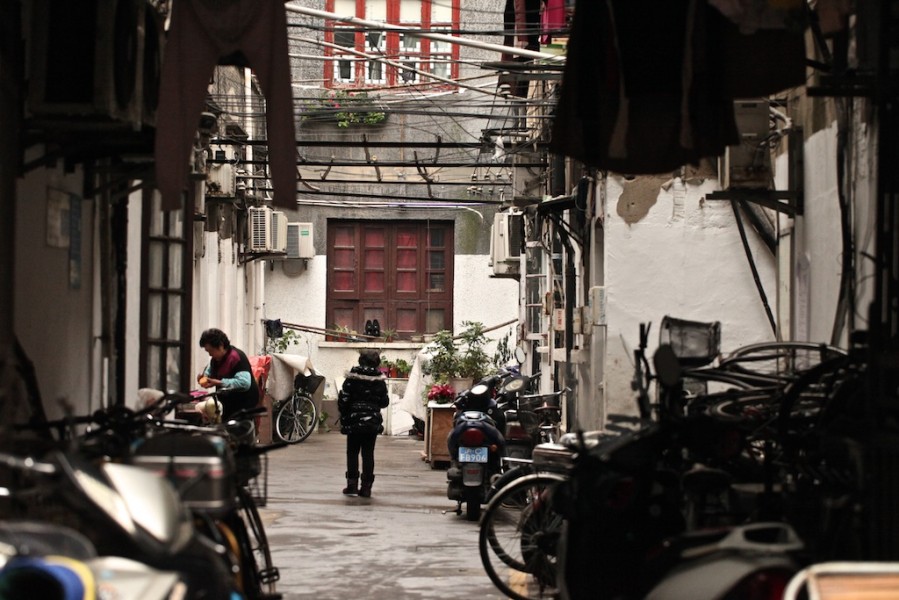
[446,379,506,521]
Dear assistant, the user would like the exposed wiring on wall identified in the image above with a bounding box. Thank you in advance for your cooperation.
[830,96,856,346]
[730,198,777,336]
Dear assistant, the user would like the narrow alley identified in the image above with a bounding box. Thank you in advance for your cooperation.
[262,430,505,599]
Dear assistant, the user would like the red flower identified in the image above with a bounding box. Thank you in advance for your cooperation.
[428,383,455,402]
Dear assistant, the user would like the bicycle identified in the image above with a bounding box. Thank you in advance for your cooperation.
[138,393,284,599]
[478,472,567,600]
[273,389,317,444]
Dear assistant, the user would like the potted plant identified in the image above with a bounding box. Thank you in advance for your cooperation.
[394,358,412,378]
[456,321,492,382]
[301,90,387,128]
[378,356,394,377]
[424,322,493,393]
[426,382,456,404]
[425,329,460,384]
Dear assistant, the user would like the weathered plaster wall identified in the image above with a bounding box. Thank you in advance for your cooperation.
[602,175,778,416]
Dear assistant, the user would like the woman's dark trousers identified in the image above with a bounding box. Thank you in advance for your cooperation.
[346,432,378,496]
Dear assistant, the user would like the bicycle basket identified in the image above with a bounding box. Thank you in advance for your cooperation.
[520,393,562,412]
[659,315,721,367]
[517,409,541,437]
[294,372,325,395]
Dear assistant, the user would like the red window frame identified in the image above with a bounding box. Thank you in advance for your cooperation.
[323,0,461,88]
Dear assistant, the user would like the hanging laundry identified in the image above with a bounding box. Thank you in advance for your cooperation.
[155,0,297,211]
[540,0,567,44]
[551,0,741,175]
[503,0,542,60]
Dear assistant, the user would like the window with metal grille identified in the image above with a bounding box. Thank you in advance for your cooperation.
[140,190,192,392]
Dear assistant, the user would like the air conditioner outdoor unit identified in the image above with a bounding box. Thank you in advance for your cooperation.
[28,0,146,130]
[721,100,772,189]
[286,222,315,259]
[491,211,523,277]
[248,207,272,252]
[271,211,288,253]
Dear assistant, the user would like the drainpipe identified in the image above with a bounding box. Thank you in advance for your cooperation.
[0,2,20,378]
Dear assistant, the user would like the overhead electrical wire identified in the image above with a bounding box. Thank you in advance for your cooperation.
[207,2,558,209]
[284,3,563,62]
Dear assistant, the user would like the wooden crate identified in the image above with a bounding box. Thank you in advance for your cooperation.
[425,402,455,467]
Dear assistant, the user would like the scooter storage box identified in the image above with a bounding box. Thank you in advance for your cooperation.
[131,433,235,514]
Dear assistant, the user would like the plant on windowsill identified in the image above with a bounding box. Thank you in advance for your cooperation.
[300,90,387,128]
[393,358,412,378]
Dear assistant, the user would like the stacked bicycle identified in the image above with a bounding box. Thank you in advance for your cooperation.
[477,316,852,600]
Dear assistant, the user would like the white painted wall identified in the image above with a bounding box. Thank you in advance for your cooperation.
[791,123,843,345]
[190,227,258,382]
[15,159,95,419]
[601,175,778,417]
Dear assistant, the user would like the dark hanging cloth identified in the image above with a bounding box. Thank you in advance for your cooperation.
[714,12,807,98]
[550,0,741,174]
[155,0,297,211]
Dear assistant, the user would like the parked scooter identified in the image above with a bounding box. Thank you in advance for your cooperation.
[0,520,188,600]
[495,368,542,462]
[0,442,235,599]
[446,379,507,521]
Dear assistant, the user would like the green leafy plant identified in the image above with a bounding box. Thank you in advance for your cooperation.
[264,329,301,354]
[456,321,492,381]
[379,356,413,378]
[424,329,460,382]
[394,358,412,378]
[492,328,515,369]
[302,90,386,128]
[424,322,493,382]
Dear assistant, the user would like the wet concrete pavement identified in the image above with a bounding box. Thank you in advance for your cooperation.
[259,430,505,599]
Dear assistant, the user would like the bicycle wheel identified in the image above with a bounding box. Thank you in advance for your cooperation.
[479,473,566,600]
[718,342,847,382]
[274,392,317,444]
[236,486,279,599]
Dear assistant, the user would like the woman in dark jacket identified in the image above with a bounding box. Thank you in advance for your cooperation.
[197,328,259,420]
[338,349,390,497]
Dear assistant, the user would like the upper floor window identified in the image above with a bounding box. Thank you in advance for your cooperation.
[325,0,460,88]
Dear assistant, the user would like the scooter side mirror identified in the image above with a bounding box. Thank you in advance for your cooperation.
[653,344,682,389]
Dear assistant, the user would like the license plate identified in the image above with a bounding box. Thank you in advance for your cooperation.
[458,446,488,463]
